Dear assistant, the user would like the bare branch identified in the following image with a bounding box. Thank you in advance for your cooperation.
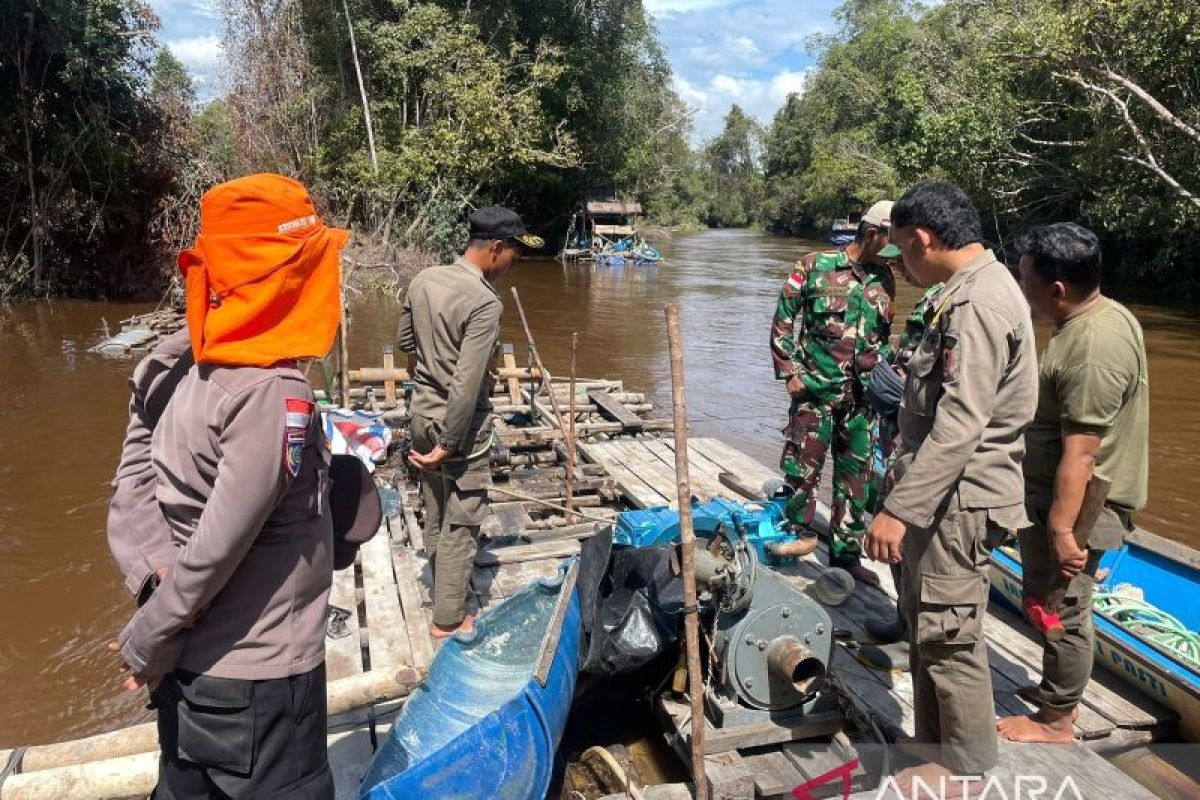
[1097,67,1200,149]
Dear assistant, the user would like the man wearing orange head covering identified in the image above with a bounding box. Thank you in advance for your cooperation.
[111,174,347,799]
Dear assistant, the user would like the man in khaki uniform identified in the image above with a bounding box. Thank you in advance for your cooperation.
[112,174,348,798]
[399,206,542,638]
[998,223,1149,743]
[866,182,1037,795]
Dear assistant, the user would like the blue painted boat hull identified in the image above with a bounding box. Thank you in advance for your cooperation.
[359,561,581,799]
[989,536,1200,739]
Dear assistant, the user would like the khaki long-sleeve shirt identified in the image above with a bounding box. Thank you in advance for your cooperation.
[397,258,502,454]
[884,250,1037,529]
[118,363,332,680]
[107,328,192,598]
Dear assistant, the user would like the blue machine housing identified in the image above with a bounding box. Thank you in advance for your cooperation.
[358,562,581,799]
[615,497,796,566]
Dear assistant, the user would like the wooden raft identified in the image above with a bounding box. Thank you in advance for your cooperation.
[580,434,1172,798]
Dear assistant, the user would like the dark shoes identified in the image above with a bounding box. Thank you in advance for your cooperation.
[865,614,907,644]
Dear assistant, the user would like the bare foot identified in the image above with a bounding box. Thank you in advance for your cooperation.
[429,614,475,639]
[849,563,882,589]
[996,706,1078,743]
[891,762,985,799]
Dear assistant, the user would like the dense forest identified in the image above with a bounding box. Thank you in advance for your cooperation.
[716,0,1200,290]
[2,0,1198,298]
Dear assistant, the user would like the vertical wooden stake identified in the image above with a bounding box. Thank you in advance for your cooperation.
[338,259,352,408]
[664,303,707,800]
[382,344,397,408]
[566,332,578,522]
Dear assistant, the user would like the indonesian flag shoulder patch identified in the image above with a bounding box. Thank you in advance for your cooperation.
[284,398,314,477]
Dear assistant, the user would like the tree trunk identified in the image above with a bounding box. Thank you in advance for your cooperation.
[340,0,379,175]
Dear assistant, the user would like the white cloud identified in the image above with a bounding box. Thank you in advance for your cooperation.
[649,0,837,140]
[163,34,222,73]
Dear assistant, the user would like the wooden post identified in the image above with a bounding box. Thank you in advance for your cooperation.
[510,287,570,432]
[381,344,397,408]
[566,332,578,522]
[663,303,708,800]
[337,259,352,408]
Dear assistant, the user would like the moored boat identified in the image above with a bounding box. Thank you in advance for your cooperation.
[357,559,581,799]
[990,528,1200,740]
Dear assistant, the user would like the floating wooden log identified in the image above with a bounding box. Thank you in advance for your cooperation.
[5,666,423,778]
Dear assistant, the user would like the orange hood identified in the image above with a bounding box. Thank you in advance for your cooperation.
[179,173,350,366]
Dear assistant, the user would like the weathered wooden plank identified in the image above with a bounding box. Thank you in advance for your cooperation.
[741,750,804,799]
[641,438,727,502]
[502,344,522,406]
[475,539,580,567]
[587,388,645,431]
[391,547,435,670]
[488,501,534,534]
[689,437,777,491]
[325,563,365,681]
[358,526,412,669]
[577,440,668,508]
[604,438,689,504]
[328,727,376,799]
[702,708,843,754]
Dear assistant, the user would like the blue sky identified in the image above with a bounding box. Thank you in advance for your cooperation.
[149,0,837,142]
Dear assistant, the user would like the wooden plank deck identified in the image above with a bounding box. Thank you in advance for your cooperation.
[581,434,1176,781]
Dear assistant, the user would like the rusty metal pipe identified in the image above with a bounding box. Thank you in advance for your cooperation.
[767,637,825,695]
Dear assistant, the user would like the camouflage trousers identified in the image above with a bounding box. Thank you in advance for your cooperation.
[780,391,876,568]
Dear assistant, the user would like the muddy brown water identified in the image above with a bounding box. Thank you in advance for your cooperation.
[1,228,1197,749]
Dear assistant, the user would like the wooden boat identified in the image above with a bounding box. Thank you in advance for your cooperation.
[989,528,1200,740]
[561,190,662,265]
[357,559,581,799]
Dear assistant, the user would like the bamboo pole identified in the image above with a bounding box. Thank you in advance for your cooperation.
[4,666,423,779]
[509,287,570,433]
[337,260,352,408]
[566,332,578,522]
[663,303,707,800]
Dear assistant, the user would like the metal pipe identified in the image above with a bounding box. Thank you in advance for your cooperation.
[766,637,825,696]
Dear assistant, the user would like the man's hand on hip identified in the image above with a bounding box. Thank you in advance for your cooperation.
[866,510,907,565]
[409,445,450,472]
[786,374,805,397]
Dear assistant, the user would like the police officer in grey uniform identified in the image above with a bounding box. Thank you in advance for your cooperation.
[399,206,542,638]
[866,182,1037,795]
[112,174,346,799]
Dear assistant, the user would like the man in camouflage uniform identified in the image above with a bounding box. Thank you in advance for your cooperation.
[770,200,899,581]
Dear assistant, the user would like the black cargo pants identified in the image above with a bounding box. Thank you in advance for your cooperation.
[150,663,333,799]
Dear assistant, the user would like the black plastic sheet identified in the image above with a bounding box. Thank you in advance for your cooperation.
[577,525,685,677]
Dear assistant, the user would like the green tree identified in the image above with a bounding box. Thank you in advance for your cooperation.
[0,0,176,298]
[705,105,764,228]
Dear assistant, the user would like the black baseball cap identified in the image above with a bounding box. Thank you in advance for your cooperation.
[469,206,544,249]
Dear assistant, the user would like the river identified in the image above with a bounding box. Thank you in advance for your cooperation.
[1,228,1197,748]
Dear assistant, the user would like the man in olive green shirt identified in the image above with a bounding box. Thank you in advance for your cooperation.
[399,206,542,638]
[999,222,1149,743]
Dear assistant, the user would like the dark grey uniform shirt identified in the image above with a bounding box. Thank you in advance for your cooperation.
[884,250,1038,529]
[397,258,502,454]
[118,363,332,680]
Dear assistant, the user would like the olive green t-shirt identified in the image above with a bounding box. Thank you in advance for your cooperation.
[1023,297,1149,512]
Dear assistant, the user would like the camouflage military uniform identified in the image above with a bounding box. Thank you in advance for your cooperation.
[879,283,945,462]
[770,250,893,567]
